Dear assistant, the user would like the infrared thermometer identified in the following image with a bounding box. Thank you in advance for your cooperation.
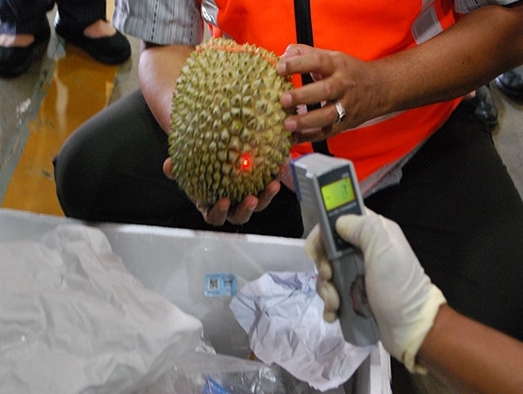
[291,153,379,346]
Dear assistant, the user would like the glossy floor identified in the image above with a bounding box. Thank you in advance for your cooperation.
[0,8,140,216]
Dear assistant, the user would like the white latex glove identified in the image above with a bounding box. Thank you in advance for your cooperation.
[305,208,446,373]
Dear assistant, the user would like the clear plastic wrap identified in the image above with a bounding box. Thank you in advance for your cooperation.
[0,225,207,394]
[139,352,346,394]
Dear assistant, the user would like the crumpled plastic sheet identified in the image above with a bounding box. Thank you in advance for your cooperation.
[138,351,342,394]
[0,224,208,394]
[138,352,283,394]
[230,272,375,392]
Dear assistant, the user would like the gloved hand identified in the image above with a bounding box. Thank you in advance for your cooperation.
[305,208,446,373]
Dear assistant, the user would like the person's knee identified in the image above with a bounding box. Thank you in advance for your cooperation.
[53,139,101,219]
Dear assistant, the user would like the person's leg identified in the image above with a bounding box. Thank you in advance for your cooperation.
[495,65,523,100]
[54,0,130,64]
[54,0,105,31]
[0,0,52,77]
[0,0,52,34]
[365,99,523,341]
[53,89,304,238]
[473,84,498,127]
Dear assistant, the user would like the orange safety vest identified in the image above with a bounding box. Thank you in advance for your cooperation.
[200,0,462,181]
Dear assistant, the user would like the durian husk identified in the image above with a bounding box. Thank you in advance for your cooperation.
[169,38,293,205]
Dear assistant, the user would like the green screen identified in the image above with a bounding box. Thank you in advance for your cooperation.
[321,177,355,211]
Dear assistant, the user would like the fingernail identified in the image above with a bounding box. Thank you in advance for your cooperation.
[284,117,297,131]
[280,91,292,106]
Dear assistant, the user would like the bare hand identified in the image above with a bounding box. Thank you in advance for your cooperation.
[276,44,385,144]
[163,158,281,226]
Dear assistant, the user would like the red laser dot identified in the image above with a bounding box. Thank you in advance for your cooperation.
[240,153,252,171]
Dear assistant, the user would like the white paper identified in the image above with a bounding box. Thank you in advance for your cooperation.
[0,224,207,394]
[230,271,375,392]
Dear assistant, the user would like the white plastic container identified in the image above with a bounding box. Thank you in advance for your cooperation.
[0,208,390,393]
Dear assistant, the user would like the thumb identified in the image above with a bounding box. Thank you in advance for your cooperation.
[334,208,384,251]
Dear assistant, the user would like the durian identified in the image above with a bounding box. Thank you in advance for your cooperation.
[169,38,293,205]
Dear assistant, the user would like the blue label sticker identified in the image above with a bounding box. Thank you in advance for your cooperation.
[202,376,230,393]
[204,273,238,297]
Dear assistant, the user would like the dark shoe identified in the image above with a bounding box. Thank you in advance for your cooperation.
[474,84,498,127]
[0,18,51,78]
[495,68,523,100]
[55,22,131,65]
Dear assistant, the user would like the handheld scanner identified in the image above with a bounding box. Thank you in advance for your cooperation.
[292,153,379,346]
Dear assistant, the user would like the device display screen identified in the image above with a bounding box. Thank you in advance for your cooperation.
[321,177,355,211]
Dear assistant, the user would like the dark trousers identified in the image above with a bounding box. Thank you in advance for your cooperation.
[54,89,523,339]
[366,100,523,341]
[0,0,105,35]
[53,89,304,238]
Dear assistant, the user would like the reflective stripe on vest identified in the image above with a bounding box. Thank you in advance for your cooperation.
[199,0,461,181]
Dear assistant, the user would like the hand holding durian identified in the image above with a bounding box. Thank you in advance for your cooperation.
[277,43,401,144]
[166,38,379,227]
[163,157,283,226]
[166,37,402,227]
[166,38,293,225]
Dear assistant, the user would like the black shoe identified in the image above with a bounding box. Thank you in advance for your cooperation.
[495,68,523,100]
[55,22,131,65]
[0,18,51,78]
[474,84,498,127]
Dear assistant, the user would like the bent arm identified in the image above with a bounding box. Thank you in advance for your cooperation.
[375,2,523,115]
[277,3,523,135]
[138,42,195,133]
[418,304,523,394]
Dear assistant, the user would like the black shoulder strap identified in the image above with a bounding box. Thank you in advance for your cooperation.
[293,0,332,155]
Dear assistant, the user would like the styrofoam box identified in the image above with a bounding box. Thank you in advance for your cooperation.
[0,208,390,393]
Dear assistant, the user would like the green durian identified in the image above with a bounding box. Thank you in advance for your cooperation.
[169,38,293,205]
